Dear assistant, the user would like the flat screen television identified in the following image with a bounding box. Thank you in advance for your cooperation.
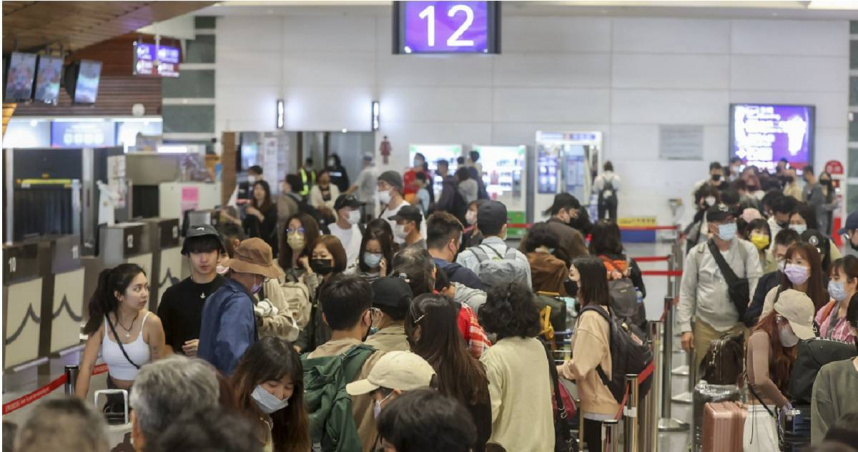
[729,103,815,171]
[4,52,38,102]
[393,1,500,54]
[33,55,63,104]
[64,59,102,104]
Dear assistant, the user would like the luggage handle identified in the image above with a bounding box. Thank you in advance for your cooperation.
[94,389,130,424]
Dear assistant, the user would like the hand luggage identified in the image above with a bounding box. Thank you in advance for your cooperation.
[692,381,741,452]
[702,401,746,452]
[789,338,857,405]
[781,405,811,452]
[95,389,134,452]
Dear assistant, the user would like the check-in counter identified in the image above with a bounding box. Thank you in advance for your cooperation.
[99,222,153,286]
[3,242,45,370]
[38,235,85,356]
[140,218,181,311]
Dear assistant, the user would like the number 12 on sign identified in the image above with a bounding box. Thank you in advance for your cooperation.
[397,1,498,54]
[418,4,475,47]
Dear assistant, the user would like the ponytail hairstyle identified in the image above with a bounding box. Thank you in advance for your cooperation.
[83,264,146,335]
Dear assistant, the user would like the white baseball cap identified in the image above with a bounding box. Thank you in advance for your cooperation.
[346,351,435,396]
[774,289,816,340]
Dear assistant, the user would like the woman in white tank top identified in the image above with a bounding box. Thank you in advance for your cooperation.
[75,264,167,399]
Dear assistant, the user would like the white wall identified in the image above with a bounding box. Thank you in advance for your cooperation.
[215,13,850,225]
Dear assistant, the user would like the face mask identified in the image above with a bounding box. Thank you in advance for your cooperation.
[347,210,361,225]
[704,196,716,207]
[378,190,392,204]
[216,265,229,275]
[750,234,770,251]
[248,176,257,184]
[717,223,737,241]
[310,258,334,275]
[784,264,810,286]
[393,224,409,240]
[251,278,264,295]
[712,174,721,182]
[363,253,382,268]
[251,385,290,414]
[777,220,789,229]
[779,327,800,348]
[465,210,477,225]
[414,160,424,168]
[777,259,786,273]
[287,233,305,251]
[789,224,807,235]
[829,280,848,302]
[328,158,336,167]
[564,279,579,298]
[373,391,394,419]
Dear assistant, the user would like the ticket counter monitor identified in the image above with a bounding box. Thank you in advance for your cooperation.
[3,242,45,370]
[472,145,527,238]
[534,132,602,223]
[139,218,181,311]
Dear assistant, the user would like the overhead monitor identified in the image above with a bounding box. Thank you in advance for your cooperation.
[64,60,103,104]
[730,103,815,171]
[393,1,500,54]
[33,55,63,104]
[4,52,38,102]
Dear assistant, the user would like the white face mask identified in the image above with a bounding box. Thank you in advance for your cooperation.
[704,196,716,207]
[379,190,392,205]
[347,210,361,225]
[465,210,477,225]
[251,385,290,414]
[248,176,257,185]
[394,224,408,240]
[779,327,800,348]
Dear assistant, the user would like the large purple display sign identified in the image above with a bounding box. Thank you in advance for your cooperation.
[398,1,497,54]
[731,103,815,170]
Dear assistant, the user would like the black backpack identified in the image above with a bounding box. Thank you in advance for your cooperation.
[598,178,618,208]
[578,305,653,403]
[788,338,857,404]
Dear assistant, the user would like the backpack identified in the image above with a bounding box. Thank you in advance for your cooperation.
[301,344,375,452]
[535,292,568,350]
[788,338,857,404]
[469,244,530,289]
[600,257,644,331]
[598,177,618,208]
[578,305,653,404]
[450,188,470,225]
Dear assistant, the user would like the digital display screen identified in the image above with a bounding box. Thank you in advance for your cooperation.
[4,52,37,101]
[395,1,499,54]
[51,121,117,148]
[133,42,180,77]
[34,56,63,104]
[74,60,102,104]
[730,103,815,170]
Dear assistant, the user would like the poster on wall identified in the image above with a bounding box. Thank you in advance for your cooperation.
[106,155,127,209]
[730,103,815,171]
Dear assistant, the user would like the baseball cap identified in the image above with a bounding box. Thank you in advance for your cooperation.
[838,212,858,235]
[773,289,816,340]
[477,201,508,230]
[346,351,436,396]
[705,203,734,224]
[390,205,422,224]
[334,194,364,211]
[800,229,829,258]
[378,171,404,192]
[222,238,283,279]
[371,277,413,317]
[181,224,226,256]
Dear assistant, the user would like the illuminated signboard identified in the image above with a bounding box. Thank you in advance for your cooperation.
[133,42,180,78]
[393,1,500,54]
[730,103,815,170]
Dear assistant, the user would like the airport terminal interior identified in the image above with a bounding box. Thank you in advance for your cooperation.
[2,0,858,451]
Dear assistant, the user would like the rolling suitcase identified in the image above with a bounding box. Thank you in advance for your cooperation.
[692,381,741,451]
[702,401,746,452]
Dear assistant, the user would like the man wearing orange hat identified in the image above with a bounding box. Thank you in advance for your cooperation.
[198,237,284,374]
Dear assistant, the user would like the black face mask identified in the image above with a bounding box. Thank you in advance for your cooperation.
[786,176,795,183]
[821,179,832,186]
[712,174,722,182]
[564,279,579,298]
[310,258,334,275]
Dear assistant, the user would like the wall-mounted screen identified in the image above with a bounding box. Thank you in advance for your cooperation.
[133,42,180,77]
[730,103,815,170]
[51,121,117,148]
[4,52,38,102]
[393,1,500,54]
[64,60,102,104]
[34,55,63,104]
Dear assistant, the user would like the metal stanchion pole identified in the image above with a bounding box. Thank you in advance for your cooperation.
[640,336,655,452]
[648,322,661,451]
[623,374,640,452]
[658,295,690,432]
[64,365,79,395]
[602,419,620,452]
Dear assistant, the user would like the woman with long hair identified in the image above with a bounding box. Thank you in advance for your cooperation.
[346,219,395,283]
[232,336,310,452]
[75,264,166,399]
[761,242,828,318]
[244,180,279,257]
[817,256,858,343]
[745,290,815,451]
[405,293,492,451]
[278,212,321,282]
[557,257,618,451]
[294,235,348,354]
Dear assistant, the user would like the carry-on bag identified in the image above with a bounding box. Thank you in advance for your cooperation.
[95,389,134,452]
[692,381,741,452]
[702,401,746,452]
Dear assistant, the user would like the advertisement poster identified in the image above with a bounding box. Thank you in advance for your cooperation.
[106,155,127,209]
[181,186,199,213]
[731,104,814,170]
[262,137,279,192]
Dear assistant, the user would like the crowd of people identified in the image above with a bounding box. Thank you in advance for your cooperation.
[6,156,858,452]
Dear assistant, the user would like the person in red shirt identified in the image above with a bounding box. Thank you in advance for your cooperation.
[403,152,430,203]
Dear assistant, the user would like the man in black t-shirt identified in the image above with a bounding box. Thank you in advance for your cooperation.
[158,224,226,356]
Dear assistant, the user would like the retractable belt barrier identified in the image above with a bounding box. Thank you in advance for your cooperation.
[2,363,107,415]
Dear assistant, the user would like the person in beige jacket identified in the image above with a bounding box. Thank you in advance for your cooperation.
[558,257,619,452]
[364,276,413,352]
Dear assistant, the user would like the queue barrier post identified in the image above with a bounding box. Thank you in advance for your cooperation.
[658,296,690,432]
[646,322,661,452]
[601,419,620,452]
[623,374,640,452]
[64,365,79,395]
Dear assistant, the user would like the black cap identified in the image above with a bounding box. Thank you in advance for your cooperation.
[334,194,364,211]
[800,229,828,256]
[839,212,858,235]
[477,201,508,230]
[705,203,734,224]
[390,205,422,223]
[371,277,413,316]
[181,224,226,255]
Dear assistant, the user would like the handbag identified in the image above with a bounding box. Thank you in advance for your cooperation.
[707,240,750,318]
[543,343,578,452]
[698,332,745,386]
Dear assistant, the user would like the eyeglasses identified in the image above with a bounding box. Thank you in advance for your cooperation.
[286,228,306,234]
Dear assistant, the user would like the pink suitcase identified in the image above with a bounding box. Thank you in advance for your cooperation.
[702,401,746,452]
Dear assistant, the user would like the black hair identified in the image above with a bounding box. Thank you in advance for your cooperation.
[803,165,814,176]
[823,412,858,449]
[544,193,580,216]
[745,218,772,250]
[415,172,428,182]
[730,157,742,164]
[251,180,273,212]
[720,188,740,206]
[589,220,624,256]
[217,223,248,258]
[151,409,262,452]
[848,291,858,329]
[392,262,434,298]
[468,151,480,163]
[479,282,541,341]
[377,389,476,452]
[285,174,303,192]
[603,161,613,172]
[83,264,146,335]
[279,213,321,271]
[248,165,263,176]
[521,223,570,266]
[319,274,372,330]
[477,219,504,238]
[455,167,471,182]
[573,257,611,308]
[433,267,450,291]
[328,154,342,167]
[791,203,819,230]
[358,221,396,274]
[426,212,463,250]
[771,195,798,216]
[437,159,449,168]
[760,190,783,213]
[456,156,465,165]
[709,161,723,170]
[183,235,224,255]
